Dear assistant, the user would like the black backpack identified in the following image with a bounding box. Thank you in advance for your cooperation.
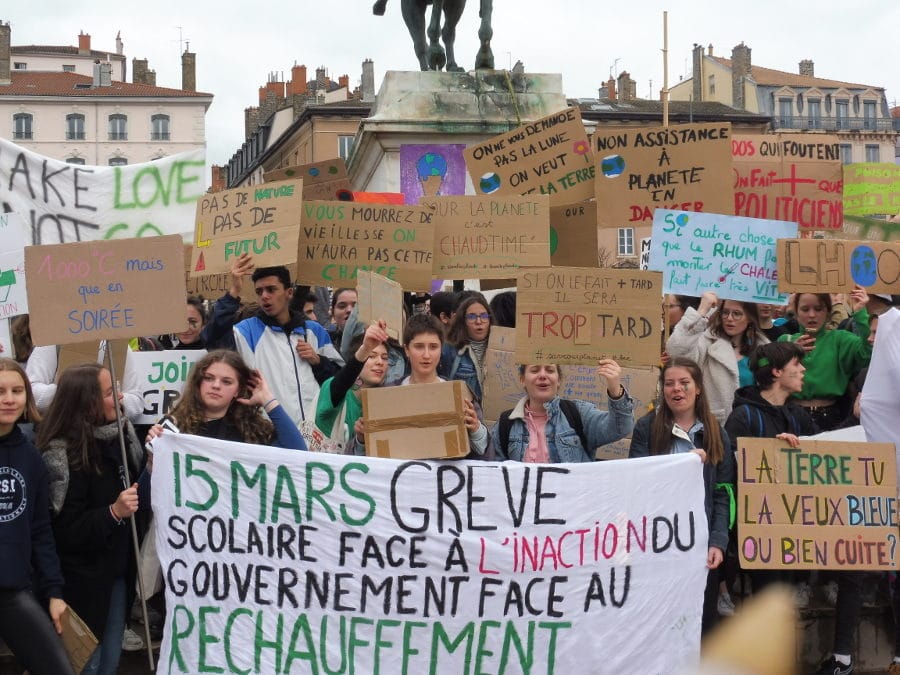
[497,399,589,457]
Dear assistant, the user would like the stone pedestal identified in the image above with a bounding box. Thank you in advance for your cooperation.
[347,70,567,193]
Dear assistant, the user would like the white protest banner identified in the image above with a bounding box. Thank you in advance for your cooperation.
[0,138,206,244]
[649,209,797,304]
[122,350,207,425]
[153,434,707,674]
[0,212,28,319]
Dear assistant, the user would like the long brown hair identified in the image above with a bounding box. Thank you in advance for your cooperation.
[711,300,764,356]
[37,363,108,472]
[0,357,40,425]
[445,294,491,348]
[168,350,274,444]
[649,357,725,465]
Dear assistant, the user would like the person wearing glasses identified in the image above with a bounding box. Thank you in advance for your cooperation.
[666,292,768,424]
[439,294,492,403]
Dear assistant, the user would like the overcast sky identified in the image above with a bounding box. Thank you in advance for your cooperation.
[8,1,900,167]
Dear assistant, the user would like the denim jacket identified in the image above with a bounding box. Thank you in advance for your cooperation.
[491,393,635,463]
[439,344,482,402]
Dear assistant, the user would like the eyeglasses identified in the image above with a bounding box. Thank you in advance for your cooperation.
[465,312,490,323]
[720,310,745,319]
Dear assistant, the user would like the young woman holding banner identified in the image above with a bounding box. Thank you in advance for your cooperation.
[146,349,306,449]
[490,360,634,463]
[0,358,73,675]
[629,357,735,634]
[38,363,144,675]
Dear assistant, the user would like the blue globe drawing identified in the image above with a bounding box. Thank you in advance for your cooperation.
[850,245,877,287]
[600,154,625,178]
[479,172,501,193]
[417,153,448,178]
[308,167,320,177]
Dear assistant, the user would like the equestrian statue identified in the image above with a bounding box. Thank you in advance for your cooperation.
[373,0,494,72]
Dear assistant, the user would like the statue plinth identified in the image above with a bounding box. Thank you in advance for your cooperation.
[348,70,567,193]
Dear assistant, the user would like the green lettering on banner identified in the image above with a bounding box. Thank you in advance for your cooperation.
[429,621,475,674]
[224,608,253,675]
[474,620,501,673]
[231,461,268,522]
[498,620,535,673]
[198,606,224,674]
[272,465,303,524]
[305,462,338,522]
[255,611,284,672]
[283,614,318,674]
[168,604,195,672]
[339,463,377,527]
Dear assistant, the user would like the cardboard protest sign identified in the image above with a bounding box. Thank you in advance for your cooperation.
[843,163,900,217]
[263,159,353,202]
[593,123,733,227]
[296,201,434,291]
[57,339,128,380]
[152,433,707,673]
[362,380,470,459]
[422,195,550,279]
[25,235,186,346]
[0,212,28,319]
[122,349,207,424]
[0,138,205,244]
[516,267,663,366]
[190,179,302,276]
[776,238,900,293]
[465,107,595,206]
[400,144,468,205]
[549,200,598,267]
[737,437,897,570]
[732,134,843,230]
[183,243,234,300]
[649,209,797,304]
[356,270,403,341]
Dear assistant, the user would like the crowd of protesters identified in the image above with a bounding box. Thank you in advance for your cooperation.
[0,250,895,675]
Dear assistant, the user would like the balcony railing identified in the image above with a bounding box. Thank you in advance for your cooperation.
[151,132,170,141]
[773,116,897,132]
[109,132,128,141]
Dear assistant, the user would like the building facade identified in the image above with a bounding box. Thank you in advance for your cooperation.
[225,61,376,188]
[671,43,899,165]
[1,22,212,166]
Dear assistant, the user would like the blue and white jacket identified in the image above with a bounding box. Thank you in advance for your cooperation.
[491,393,635,463]
[234,311,344,426]
[439,344,483,403]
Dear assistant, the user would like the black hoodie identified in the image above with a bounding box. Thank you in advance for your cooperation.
[0,426,64,598]
[725,385,819,451]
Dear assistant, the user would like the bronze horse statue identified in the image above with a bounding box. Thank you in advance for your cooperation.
[373,0,494,72]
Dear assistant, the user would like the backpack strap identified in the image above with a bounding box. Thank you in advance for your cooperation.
[498,409,513,455]
[559,399,590,457]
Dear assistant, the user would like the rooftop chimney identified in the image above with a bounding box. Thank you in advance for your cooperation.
[338,74,349,90]
[617,71,634,102]
[361,59,375,102]
[692,43,704,102]
[707,44,713,56]
[604,77,616,101]
[731,42,751,110]
[0,21,10,86]
[799,59,814,78]
[315,66,327,91]
[181,49,196,92]
[116,31,123,55]
[78,31,91,54]
[290,64,308,95]
[99,61,112,87]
